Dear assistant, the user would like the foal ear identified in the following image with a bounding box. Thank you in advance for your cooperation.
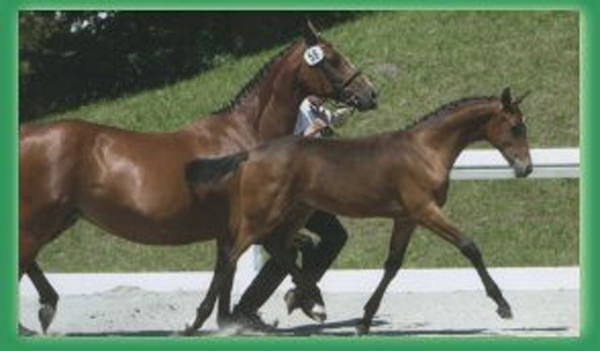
[514,90,531,106]
[500,87,512,108]
[303,19,320,46]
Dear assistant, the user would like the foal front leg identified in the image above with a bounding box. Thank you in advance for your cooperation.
[262,235,327,323]
[357,219,416,335]
[418,202,512,319]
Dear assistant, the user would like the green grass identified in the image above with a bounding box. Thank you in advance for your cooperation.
[32,11,579,272]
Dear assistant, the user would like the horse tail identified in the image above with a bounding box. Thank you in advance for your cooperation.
[185,151,249,185]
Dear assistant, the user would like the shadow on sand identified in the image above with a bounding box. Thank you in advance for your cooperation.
[23,318,570,337]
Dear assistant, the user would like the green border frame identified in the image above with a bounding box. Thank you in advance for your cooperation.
[1,1,595,350]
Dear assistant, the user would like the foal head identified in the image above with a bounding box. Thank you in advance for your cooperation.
[297,20,377,111]
[486,88,533,178]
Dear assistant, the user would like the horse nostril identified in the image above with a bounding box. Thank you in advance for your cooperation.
[371,90,378,100]
[526,164,533,174]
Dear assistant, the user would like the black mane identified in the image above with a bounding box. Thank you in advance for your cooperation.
[404,96,496,130]
[212,40,300,114]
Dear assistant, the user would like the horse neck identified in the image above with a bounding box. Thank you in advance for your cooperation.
[410,99,501,171]
[184,42,306,148]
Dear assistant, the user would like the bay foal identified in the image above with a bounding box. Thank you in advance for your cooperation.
[186,88,532,334]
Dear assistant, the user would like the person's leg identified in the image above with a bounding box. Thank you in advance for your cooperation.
[232,211,347,328]
[284,211,348,315]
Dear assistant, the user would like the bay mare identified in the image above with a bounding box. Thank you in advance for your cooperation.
[19,21,377,334]
[186,88,532,335]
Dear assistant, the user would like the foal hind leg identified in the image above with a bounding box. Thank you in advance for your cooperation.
[262,233,326,323]
[356,219,416,335]
[418,202,512,319]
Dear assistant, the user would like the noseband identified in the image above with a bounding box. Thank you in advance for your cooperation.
[317,59,363,103]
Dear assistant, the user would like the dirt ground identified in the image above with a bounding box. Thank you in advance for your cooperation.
[19,288,579,337]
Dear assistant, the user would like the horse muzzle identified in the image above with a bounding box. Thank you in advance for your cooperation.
[342,88,378,111]
[513,159,533,178]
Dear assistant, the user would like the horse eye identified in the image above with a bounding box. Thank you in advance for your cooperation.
[511,123,527,138]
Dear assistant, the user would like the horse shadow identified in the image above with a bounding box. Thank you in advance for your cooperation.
[30,318,569,337]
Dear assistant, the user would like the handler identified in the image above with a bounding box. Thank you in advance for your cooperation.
[230,96,353,330]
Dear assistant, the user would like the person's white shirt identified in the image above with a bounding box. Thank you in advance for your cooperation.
[294,96,352,137]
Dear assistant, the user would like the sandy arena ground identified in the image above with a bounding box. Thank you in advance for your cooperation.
[19,288,578,337]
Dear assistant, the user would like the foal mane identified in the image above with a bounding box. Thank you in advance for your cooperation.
[404,96,496,130]
[212,40,301,114]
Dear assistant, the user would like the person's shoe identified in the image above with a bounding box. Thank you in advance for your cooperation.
[231,306,278,333]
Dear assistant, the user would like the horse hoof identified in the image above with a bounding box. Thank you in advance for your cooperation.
[19,323,37,336]
[309,304,327,324]
[355,322,370,336]
[497,305,513,319]
[38,304,56,334]
[182,323,198,336]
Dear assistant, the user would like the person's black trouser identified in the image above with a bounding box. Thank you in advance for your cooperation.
[234,210,348,313]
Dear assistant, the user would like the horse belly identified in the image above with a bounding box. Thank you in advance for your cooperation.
[78,196,225,245]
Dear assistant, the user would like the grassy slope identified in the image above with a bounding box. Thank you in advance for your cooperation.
[34,11,579,272]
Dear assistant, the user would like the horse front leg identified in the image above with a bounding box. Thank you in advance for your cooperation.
[356,219,416,335]
[184,233,254,335]
[418,202,512,319]
[216,237,236,329]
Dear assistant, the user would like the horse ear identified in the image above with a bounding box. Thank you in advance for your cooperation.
[500,87,512,108]
[303,19,319,46]
[514,90,531,106]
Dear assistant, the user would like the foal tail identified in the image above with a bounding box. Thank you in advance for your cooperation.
[185,151,249,185]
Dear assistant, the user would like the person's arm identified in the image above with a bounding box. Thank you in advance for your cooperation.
[329,107,353,128]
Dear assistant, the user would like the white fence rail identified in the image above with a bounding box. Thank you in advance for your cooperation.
[451,147,579,179]
[238,147,580,278]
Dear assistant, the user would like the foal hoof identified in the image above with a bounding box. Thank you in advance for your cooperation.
[38,304,56,334]
[182,323,199,336]
[309,304,327,324]
[284,289,327,323]
[19,323,37,336]
[497,305,513,319]
[355,321,370,336]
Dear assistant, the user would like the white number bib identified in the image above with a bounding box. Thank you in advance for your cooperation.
[304,45,324,66]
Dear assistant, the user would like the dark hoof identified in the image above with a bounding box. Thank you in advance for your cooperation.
[182,323,199,336]
[284,289,327,323]
[355,321,370,336]
[19,323,37,336]
[497,305,513,319]
[38,304,56,334]
[308,304,327,324]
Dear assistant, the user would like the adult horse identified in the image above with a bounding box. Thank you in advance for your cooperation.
[19,20,377,334]
[186,88,532,335]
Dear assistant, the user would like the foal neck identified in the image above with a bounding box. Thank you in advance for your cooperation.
[411,98,501,170]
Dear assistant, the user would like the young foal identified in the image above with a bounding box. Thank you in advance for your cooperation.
[186,88,532,334]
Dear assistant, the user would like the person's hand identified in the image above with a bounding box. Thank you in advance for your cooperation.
[330,107,353,128]
[303,118,327,136]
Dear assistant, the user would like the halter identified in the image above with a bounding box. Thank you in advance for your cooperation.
[317,59,363,103]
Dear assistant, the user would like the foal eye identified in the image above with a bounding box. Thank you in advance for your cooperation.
[511,123,527,137]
